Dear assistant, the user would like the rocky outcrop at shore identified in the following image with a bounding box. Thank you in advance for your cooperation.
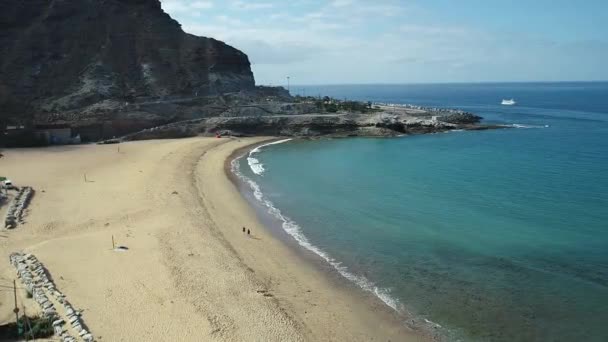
[438,113,482,124]
[123,113,505,141]
[0,0,254,127]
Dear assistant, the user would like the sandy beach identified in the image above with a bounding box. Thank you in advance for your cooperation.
[0,137,428,341]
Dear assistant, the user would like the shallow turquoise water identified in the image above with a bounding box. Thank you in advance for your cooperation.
[237,83,608,341]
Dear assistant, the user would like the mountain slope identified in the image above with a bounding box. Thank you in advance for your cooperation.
[0,0,254,127]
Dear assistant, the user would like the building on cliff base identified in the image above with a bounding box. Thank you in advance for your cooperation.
[34,124,80,145]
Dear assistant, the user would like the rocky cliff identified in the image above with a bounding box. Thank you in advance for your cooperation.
[0,0,255,130]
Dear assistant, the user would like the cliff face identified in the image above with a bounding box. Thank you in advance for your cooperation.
[0,0,255,126]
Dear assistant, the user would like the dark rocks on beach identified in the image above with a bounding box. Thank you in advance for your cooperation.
[375,122,406,133]
[439,113,483,124]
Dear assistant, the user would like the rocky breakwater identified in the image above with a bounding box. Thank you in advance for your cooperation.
[4,186,33,229]
[10,253,94,341]
[0,0,255,140]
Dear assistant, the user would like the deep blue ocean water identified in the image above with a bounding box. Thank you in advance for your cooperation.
[235,83,608,341]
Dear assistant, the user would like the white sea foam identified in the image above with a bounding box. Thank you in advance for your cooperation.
[511,123,549,129]
[247,139,293,175]
[444,129,465,133]
[424,318,442,328]
[231,154,403,313]
[247,157,265,175]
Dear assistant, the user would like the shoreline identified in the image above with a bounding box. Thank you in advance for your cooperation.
[0,137,432,341]
[214,138,437,341]
[224,138,445,339]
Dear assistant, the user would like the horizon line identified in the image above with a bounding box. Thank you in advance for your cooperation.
[257,80,608,87]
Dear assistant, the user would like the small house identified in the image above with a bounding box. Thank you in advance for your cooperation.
[34,124,77,144]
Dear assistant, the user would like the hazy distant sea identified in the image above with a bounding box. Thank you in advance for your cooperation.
[233,82,608,341]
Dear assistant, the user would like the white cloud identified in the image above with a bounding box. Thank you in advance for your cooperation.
[231,1,274,10]
[214,15,243,26]
[160,0,213,12]
[191,1,213,9]
[327,0,408,17]
[161,0,608,84]
[331,0,354,7]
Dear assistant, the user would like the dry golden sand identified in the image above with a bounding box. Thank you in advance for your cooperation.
[0,138,429,341]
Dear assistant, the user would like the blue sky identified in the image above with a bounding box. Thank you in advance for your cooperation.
[159,0,608,85]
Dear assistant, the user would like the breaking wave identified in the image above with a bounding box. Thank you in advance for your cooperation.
[247,139,293,175]
[231,153,403,314]
[511,123,550,129]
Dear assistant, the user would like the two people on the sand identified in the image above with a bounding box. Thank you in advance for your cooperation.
[242,226,250,235]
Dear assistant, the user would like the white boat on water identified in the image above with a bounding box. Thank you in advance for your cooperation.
[501,99,516,106]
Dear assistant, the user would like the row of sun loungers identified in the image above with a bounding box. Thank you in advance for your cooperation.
[4,187,33,228]
[9,252,94,342]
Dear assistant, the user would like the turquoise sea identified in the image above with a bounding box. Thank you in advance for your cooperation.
[233,83,608,341]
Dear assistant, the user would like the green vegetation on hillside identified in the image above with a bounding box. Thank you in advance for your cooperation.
[294,95,378,114]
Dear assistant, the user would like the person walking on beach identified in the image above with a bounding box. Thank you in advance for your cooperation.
[242,226,246,233]
[247,229,251,235]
